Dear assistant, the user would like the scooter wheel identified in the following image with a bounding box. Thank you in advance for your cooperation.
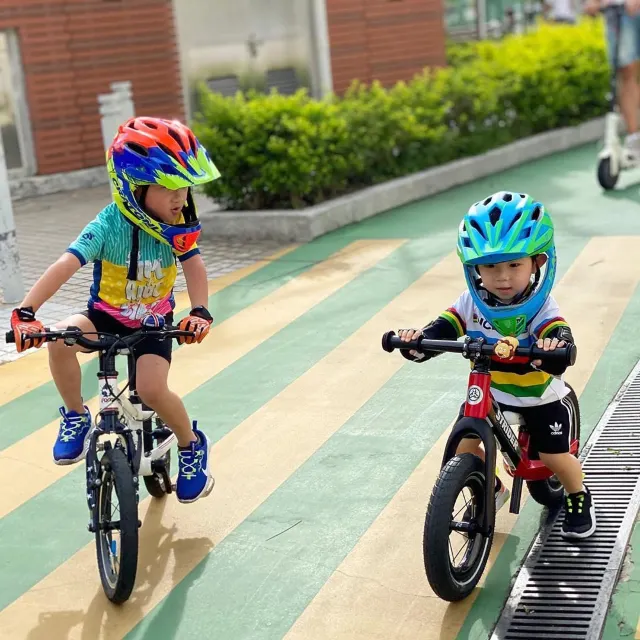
[597,157,619,190]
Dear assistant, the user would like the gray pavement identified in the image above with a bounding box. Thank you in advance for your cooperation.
[0,186,285,363]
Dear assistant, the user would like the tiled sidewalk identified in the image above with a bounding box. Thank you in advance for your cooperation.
[0,185,284,363]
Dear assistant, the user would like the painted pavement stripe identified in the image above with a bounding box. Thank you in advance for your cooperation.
[279,237,640,640]
[0,247,462,638]
[122,238,627,638]
[0,236,346,453]
[0,236,422,618]
[0,240,400,521]
[288,235,640,638]
[0,246,298,406]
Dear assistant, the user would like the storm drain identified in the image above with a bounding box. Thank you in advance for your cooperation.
[491,360,640,640]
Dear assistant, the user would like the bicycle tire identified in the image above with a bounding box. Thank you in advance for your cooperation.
[95,445,139,604]
[424,453,493,601]
[526,386,581,508]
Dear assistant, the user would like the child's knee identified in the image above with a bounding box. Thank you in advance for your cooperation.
[136,375,167,407]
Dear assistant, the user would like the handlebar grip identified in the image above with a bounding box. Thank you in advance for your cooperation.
[528,343,577,367]
[381,331,403,352]
[5,331,15,344]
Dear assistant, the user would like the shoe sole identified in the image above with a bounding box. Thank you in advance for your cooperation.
[177,475,215,504]
[561,504,597,540]
[53,424,95,466]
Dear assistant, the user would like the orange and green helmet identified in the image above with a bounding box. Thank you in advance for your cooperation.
[107,117,220,254]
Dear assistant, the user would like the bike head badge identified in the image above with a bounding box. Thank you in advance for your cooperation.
[456,191,556,337]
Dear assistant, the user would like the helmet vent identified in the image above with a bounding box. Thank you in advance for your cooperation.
[502,193,513,202]
[520,193,526,198]
[167,128,188,154]
[470,219,484,236]
[188,133,198,153]
[508,211,522,230]
[126,142,149,157]
[483,197,492,205]
[489,206,501,226]
[143,120,158,129]
[158,142,180,164]
[531,205,541,220]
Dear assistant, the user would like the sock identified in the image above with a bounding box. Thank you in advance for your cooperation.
[178,433,200,450]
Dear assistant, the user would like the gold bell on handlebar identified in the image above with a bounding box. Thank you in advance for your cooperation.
[494,336,519,360]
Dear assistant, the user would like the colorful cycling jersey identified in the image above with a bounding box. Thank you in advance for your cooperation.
[421,290,571,407]
[67,203,199,327]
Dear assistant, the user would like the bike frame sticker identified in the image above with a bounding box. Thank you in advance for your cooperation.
[464,371,492,418]
[99,377,119,411]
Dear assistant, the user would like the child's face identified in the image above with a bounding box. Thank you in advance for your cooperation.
[144,185,189,224]
[477,257,539,302]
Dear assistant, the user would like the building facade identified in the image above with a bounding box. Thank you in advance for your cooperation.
[1,0,444,178]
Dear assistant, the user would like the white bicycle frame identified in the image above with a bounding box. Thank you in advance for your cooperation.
[98,374,176,477]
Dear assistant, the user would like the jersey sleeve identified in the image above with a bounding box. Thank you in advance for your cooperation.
[66,213,107,266]
[176,244,201,263]
[401,291,468,363]
[530,295,571,340]
[530,295,574,375]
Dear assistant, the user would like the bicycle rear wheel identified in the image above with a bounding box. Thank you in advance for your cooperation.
[95,445,139,604]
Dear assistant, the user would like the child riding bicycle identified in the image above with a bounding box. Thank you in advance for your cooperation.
[9,117,218,504]
[398,191,596,539]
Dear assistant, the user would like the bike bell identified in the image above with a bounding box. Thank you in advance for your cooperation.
[140,311,165,329]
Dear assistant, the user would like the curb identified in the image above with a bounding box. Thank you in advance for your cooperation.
[198,117,604,243]
[10,166,108,201]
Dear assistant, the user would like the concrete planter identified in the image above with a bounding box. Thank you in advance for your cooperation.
[198,117,605,243]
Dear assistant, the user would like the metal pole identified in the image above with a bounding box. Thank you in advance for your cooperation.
[0,133,24,304]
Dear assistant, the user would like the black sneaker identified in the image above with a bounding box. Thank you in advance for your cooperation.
[561,486,596,539]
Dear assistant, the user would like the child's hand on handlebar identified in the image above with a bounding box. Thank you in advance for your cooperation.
[398,328,422,357]
[532,337,566,367]
[10,307,45,353]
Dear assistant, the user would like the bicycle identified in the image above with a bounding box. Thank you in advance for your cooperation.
[5,317,197,604]
[381,331,579,601]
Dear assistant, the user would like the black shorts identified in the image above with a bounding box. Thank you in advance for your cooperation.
[459,396,574,455]
[80,308,174,365]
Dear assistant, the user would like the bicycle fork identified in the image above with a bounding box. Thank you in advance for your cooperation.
[84,411,140,534]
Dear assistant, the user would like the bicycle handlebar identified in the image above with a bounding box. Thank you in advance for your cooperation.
[381,331,577,367]
[5,325,195,353]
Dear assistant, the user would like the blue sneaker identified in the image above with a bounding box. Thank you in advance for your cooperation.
[53,406,93,465]
[176,425,215,503]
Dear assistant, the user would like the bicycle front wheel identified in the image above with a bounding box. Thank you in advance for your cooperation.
[95,445,139,604]
[423,453,494,601]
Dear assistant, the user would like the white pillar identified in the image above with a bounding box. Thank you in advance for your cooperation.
[0,133,24,304]
[477,0,488,39]
[310,0,333,97]
[98,92,125,153]
[110,81,135,122]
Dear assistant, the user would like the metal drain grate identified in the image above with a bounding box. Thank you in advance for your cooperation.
[491,361,640,640]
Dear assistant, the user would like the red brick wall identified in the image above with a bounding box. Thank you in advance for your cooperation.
[326,0,446,94]
[0,0,184,175]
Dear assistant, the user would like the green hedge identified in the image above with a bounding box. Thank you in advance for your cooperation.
[193,19,609,211]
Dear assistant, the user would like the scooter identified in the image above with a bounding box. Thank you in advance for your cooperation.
[597,0,635,189]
